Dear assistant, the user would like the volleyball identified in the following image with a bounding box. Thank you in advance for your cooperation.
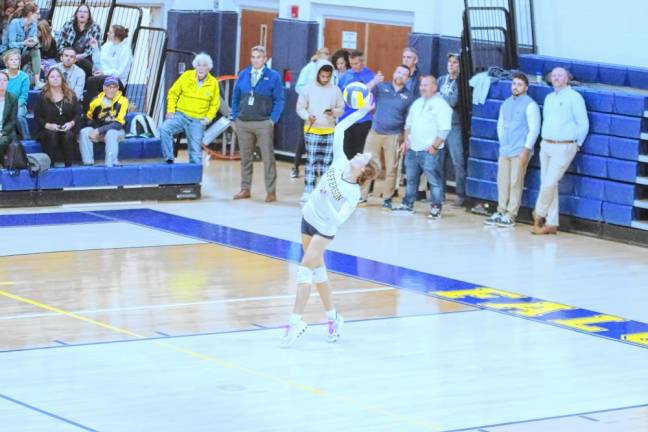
[343,82,370,109]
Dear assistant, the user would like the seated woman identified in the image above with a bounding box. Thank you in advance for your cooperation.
[38,19,58,76]
[34,67,80,167]
[0,70,19,165]
[4,2,41,84]
[56,4,102,77]
[86,24,132,103]
[3,49,30,139]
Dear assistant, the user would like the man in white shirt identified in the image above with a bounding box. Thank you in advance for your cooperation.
[392,75,453,219]
[485,73,540,228]
[56,47,86,101]
[533,67,589,234]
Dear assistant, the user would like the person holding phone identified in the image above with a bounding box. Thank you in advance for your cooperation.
[295,59,345,202]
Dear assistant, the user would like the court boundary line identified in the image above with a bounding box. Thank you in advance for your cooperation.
[0,288,443,432]
[0,393,99,432]
[0,309,481,355]
[443,402,648,432]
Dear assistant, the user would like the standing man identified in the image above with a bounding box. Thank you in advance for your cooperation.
[232,45,285,203]
[533,67,589,234]
[361,64,414,208]
[402,47,420,98]
[159,53,220,164]
[484,73,540,227]
[337,50,375,160]
[392,76,453,219]
[438,53,467,207]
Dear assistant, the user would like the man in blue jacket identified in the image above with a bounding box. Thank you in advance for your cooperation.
[232,45,285,203]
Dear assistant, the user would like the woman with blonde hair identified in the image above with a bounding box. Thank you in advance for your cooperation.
[281,108,379,348]
[33,67,81,167]
[3,49,30,138]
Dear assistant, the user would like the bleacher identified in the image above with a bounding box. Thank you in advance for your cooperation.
[467,54,648,236]
[0,1,203,207]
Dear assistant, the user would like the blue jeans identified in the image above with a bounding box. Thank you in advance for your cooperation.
[17,105,30,139]
[442,126,465,198]
[160,111,205,164]
[403,148,445,208]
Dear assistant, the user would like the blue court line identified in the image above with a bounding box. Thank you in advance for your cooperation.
[0,393,99,432]
[0,212,109,227]
[0,310,481,355]
[442,402,648,432]
[2,208,648,350]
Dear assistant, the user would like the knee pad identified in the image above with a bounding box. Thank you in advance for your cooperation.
[312,266,328,283]
[296,265,313,284]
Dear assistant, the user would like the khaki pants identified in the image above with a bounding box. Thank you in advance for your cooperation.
[236,119,277,193]
[497,154,529,218]
[534,142,579,226]
[361,130,400,200]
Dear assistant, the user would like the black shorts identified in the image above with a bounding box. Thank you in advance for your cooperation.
[301,218,335,240]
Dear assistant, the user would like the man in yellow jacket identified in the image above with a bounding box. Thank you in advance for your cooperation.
[160,53,220,164]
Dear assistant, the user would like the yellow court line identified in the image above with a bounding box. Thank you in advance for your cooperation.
[0,289,440,432]
[0,282,14,285]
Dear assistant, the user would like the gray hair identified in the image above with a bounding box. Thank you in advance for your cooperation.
[192,52,213,70]
[251,45,266,56]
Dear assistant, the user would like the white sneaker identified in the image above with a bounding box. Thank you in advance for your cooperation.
[484,212,502,226]
[280,319,308,348]
[326,313,344,343]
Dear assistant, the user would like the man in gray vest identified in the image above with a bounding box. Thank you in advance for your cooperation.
[484,73,540,227]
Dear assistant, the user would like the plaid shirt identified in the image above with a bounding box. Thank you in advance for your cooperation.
[55,19,102,58]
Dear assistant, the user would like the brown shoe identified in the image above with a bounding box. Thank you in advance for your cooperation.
[264,192,277,203]
[233,189,251,200]
[532,211,546,230]
[532,224,558,235]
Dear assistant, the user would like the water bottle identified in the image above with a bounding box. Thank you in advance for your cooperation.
[535,71,543,84]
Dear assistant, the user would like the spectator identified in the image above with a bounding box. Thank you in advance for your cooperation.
[160,52,219,164]
[402,47,420,97]
[3,49,29,138]
[56,4,102,77]
[532,67,589,235]
[38,19,58,75]
[86,24,132,103]
[337,50,375,160]
[438,52,466,207]
[78,76,128,167]
[291,47,330,179]
[295,59,344,202]
[484,73,540,228]
[331,49,349,87]
[231,45,284,203]
[361,64,414,208]
[392,76,452,219]
[55,47,86,102]
[34,67,80,167]
[0,70,18,164]
[4,2,40,84]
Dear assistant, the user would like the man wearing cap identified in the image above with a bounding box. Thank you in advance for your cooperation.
[78,76,129,167]
[437,52,467,207]
[160,52,220,164]
[532,66,589,234]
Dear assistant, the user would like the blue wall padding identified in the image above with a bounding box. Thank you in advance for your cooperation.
[602,202,634,226]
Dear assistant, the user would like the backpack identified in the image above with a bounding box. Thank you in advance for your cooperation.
[26,153,51,177]
[128,113,159,138]
[3,141,28,175]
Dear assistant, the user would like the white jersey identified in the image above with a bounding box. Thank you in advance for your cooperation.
[301,109,367,237]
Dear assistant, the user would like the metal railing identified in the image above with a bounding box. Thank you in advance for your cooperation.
[151,48,196,127]
[124,26,168,123]
[46,0,116,40]
[104,4,143,48]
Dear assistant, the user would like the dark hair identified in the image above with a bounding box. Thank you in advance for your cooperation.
[0,70,9,81]
[73,4,94,30]
[61,46,77,56]
[403,46,419,58]
[331,49,350,69]
[111,24,129,41]
[349,50,364,59]
[512,72,529,86]
[397,64,411,75]
[357,158,380,186]
[19,3,39,17]
[43,67,76,103]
